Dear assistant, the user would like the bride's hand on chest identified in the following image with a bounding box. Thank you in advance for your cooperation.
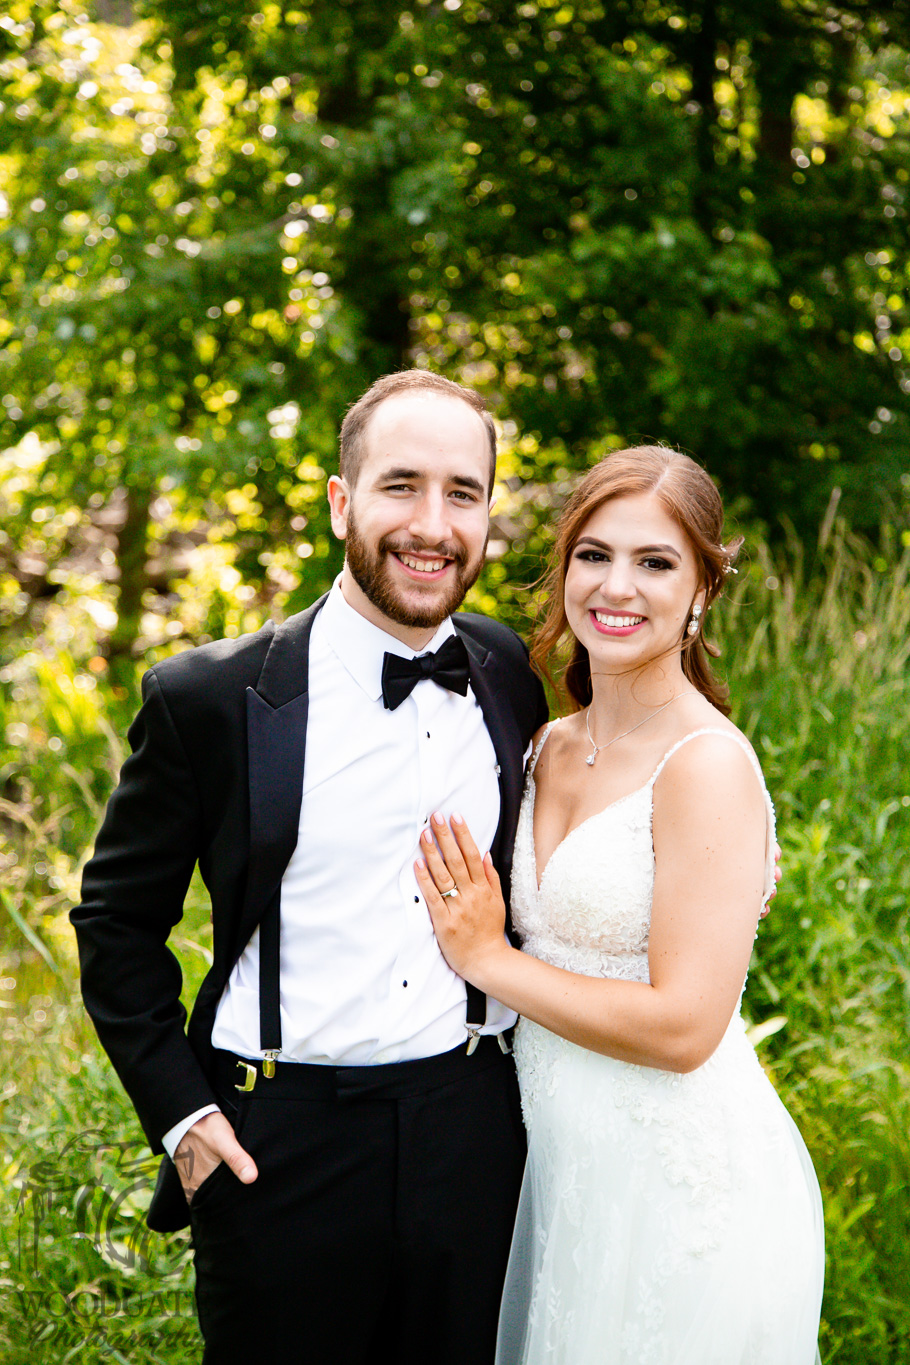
[415,812,512,986]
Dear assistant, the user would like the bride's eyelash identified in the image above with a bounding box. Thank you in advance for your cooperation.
[575,550,674,572]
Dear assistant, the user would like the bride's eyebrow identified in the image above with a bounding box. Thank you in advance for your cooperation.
[575,536,682,559]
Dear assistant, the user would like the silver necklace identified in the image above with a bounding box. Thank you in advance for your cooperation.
[584,695,682,767]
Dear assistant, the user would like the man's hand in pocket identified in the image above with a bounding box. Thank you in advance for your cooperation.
[175,1111,258,1203]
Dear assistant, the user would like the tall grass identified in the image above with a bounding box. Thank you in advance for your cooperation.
[1,523,908,1361]
[714,523,910,1361]
[0,662,210,1361]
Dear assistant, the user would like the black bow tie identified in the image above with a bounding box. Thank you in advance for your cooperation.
[381,634,471,711]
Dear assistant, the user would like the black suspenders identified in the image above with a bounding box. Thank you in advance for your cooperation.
[253,892,489,1067]
[257,888,283,1074]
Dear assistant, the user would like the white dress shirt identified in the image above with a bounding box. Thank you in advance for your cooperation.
[164,583,515,1156]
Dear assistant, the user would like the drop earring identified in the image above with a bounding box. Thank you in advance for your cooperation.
[687,604,702,637]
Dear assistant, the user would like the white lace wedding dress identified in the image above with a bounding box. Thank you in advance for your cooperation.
[497,726,824,1365]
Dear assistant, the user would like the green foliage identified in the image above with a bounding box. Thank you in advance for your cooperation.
[1,3,909,1344]
[0,657,210,1361]
[706,526,910,1359]
[2,0,910,668]
[1,522,909,1359]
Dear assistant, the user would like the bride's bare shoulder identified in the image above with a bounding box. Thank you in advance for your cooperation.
[530,712,585,775]
[654,732,765,832]
[671,695,756,752]
[652,696,765,805]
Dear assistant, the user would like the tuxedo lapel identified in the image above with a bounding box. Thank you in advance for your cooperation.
[235,595,328,956]
[455,623,524,908]
[236,600,525,958]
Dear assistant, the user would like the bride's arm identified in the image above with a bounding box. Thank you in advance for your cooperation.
[417,734,767,1074]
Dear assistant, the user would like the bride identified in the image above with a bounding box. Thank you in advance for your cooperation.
[415,446,824,1364]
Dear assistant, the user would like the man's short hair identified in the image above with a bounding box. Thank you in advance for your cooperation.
[338,370,497,491]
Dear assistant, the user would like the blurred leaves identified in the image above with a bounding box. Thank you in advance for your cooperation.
[1,0,910,666]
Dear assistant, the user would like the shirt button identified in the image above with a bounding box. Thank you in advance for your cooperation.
[414,896,419,903]
[402,980,408,988]
[426,731,431,738]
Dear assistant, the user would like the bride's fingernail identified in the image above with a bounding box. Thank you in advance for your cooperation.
[415,858,426,871]
[451,812,463,825]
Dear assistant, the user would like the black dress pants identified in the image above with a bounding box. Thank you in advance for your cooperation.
[189,1041,526,1365]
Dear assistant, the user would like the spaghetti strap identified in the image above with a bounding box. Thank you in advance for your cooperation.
[527,721,558,778]
[648,727,777,904]
[648,726,759,786]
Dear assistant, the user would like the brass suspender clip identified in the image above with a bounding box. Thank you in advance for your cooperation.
[235,1061,257,1092]
[263,1051,279,1079]
[465,1027,481,1056]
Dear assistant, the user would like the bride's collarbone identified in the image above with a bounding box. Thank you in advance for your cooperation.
[533,707,736,846]
[533,735,658,848]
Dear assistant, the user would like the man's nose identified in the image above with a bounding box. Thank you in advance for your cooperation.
[408,491,453,546]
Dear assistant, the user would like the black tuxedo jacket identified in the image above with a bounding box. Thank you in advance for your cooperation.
[72,597,548,1218]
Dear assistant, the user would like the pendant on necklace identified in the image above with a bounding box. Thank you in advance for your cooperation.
[585,753,596,766]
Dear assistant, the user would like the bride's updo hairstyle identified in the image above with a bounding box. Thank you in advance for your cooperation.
[531,445,743,717]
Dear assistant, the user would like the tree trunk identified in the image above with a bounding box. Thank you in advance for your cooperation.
[750,25,805,252]
[106,483,152,695]
[316,7,413,376]
[688,0,720,236]
[752,27,799,173]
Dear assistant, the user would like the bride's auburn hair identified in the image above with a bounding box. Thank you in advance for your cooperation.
[531,446,743,717]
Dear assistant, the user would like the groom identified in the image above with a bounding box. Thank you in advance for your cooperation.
[71,370,549,1363]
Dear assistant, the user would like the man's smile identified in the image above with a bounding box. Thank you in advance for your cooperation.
[392,551,454,579]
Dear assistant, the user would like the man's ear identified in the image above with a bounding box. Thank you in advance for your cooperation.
[327,474,351,540]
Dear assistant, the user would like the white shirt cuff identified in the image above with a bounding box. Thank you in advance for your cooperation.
[161,1104,221,1159]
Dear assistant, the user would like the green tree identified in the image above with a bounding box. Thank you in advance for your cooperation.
[401,0,910,531]
[1,0,908,665]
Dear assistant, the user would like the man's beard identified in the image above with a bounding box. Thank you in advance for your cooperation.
[344,511,487,630]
